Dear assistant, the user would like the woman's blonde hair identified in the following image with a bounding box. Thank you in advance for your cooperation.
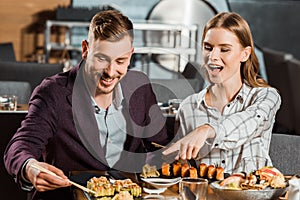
[201,12,269,87]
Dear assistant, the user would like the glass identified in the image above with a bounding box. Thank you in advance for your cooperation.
[242,156,267,173]
[0,95,17,111]
[168,99,182,114]
[179,177,208,200]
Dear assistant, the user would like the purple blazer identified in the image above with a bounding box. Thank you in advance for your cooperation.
[3,61,169,200]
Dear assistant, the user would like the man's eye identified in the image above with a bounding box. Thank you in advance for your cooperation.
[98,57,106,62]
[116,60,125,65]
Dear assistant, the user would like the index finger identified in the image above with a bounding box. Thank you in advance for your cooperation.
[40,163,68,180]
[162,142,180,155]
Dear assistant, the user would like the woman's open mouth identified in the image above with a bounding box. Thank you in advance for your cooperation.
[208,64,224,76]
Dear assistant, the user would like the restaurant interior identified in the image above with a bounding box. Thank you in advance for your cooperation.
[1,0,300,199]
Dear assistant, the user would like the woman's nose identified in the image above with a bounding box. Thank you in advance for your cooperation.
[209,48,220,61]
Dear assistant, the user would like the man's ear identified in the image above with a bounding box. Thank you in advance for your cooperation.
[241,46,251,62]
[82,40,89,59]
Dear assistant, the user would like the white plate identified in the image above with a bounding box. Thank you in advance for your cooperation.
[210,181,288,200]
[143,187,167,194]
[141,177,182,189]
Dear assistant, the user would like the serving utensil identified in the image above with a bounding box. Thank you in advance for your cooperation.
[31,163,97,195]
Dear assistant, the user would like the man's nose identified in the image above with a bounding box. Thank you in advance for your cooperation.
[104,62,115,75]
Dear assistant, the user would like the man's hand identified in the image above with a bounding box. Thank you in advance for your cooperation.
[162,124,215,160]
[25,159,71,192]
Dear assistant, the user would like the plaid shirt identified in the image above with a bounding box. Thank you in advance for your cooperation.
[175,83,281,173]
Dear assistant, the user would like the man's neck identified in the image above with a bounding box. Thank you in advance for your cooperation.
[94,92,113,110]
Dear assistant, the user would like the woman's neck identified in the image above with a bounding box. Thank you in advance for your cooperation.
[206,80,243,113]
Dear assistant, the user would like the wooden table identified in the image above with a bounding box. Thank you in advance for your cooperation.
[0,103,28,113]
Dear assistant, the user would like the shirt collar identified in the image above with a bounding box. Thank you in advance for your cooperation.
[196,82,251,108]
[91,83,124,113]
[80,68,124,112]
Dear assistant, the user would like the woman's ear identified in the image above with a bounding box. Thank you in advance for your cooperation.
[81,40,89,59]
[241,46,251,62]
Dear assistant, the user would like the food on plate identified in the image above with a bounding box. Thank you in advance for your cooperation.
[207,164,217,180]
[189,167,198,178]
[172,162,182,177]
[219,166,287,190]
[181,163,190,177]
[255,166,286,189]
[87,176,142,198]
[143,162,224,180]
[216,166,225,181]
[140,164,160,178]
[111,191,133,200]
[161,162,171,177]
[87,176,115,197]
[199,163,208,178]
[219,173,246,190]
[113,179,142,197]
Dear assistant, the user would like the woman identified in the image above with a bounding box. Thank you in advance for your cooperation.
[163,12,281,173]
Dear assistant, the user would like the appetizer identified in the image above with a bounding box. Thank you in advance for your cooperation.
[87,176,115,197]
[219,166,287,190]
[140,164,160,178]
[148,162,225,180]
[87,176,142,199]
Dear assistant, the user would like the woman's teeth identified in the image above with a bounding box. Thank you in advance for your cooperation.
[209,65,223,70]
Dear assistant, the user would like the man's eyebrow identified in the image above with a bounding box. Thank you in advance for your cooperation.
[94,53,110,61]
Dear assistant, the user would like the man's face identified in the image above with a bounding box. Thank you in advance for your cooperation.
[83,35,133,96]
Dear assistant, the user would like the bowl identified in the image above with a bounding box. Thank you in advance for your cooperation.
[210,181,288,200]
[141,177,181,189]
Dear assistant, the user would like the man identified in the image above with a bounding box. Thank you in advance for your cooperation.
[4,10,169,200]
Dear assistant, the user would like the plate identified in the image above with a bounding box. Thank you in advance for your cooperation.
[210,181,288,200]
[143,187,167,194]
[141,177,182,189]
[83,191,142,200]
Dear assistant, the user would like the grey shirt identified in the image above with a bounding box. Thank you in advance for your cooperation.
[92,84,129,167]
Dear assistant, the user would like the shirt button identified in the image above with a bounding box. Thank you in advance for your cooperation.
[215,143,218,147]
[222,160,225,164]
[227,104,230,107]
[257,115,261,118]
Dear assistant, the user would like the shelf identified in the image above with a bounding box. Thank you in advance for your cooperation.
[44,20,198,69]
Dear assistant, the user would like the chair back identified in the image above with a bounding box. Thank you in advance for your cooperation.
[0,81,31,104]
[263,48,294,133]
[0,42,16,62]
[269,133,300,175]
[287,58,300,135]
[0,60,63,91]
[150,78,199,103]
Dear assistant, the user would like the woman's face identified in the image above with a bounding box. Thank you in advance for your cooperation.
[83,35,133,96]
[202,27,250,85]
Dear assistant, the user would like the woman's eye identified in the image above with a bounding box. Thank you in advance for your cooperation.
[204,45,212,51]
[221,48,230,52]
